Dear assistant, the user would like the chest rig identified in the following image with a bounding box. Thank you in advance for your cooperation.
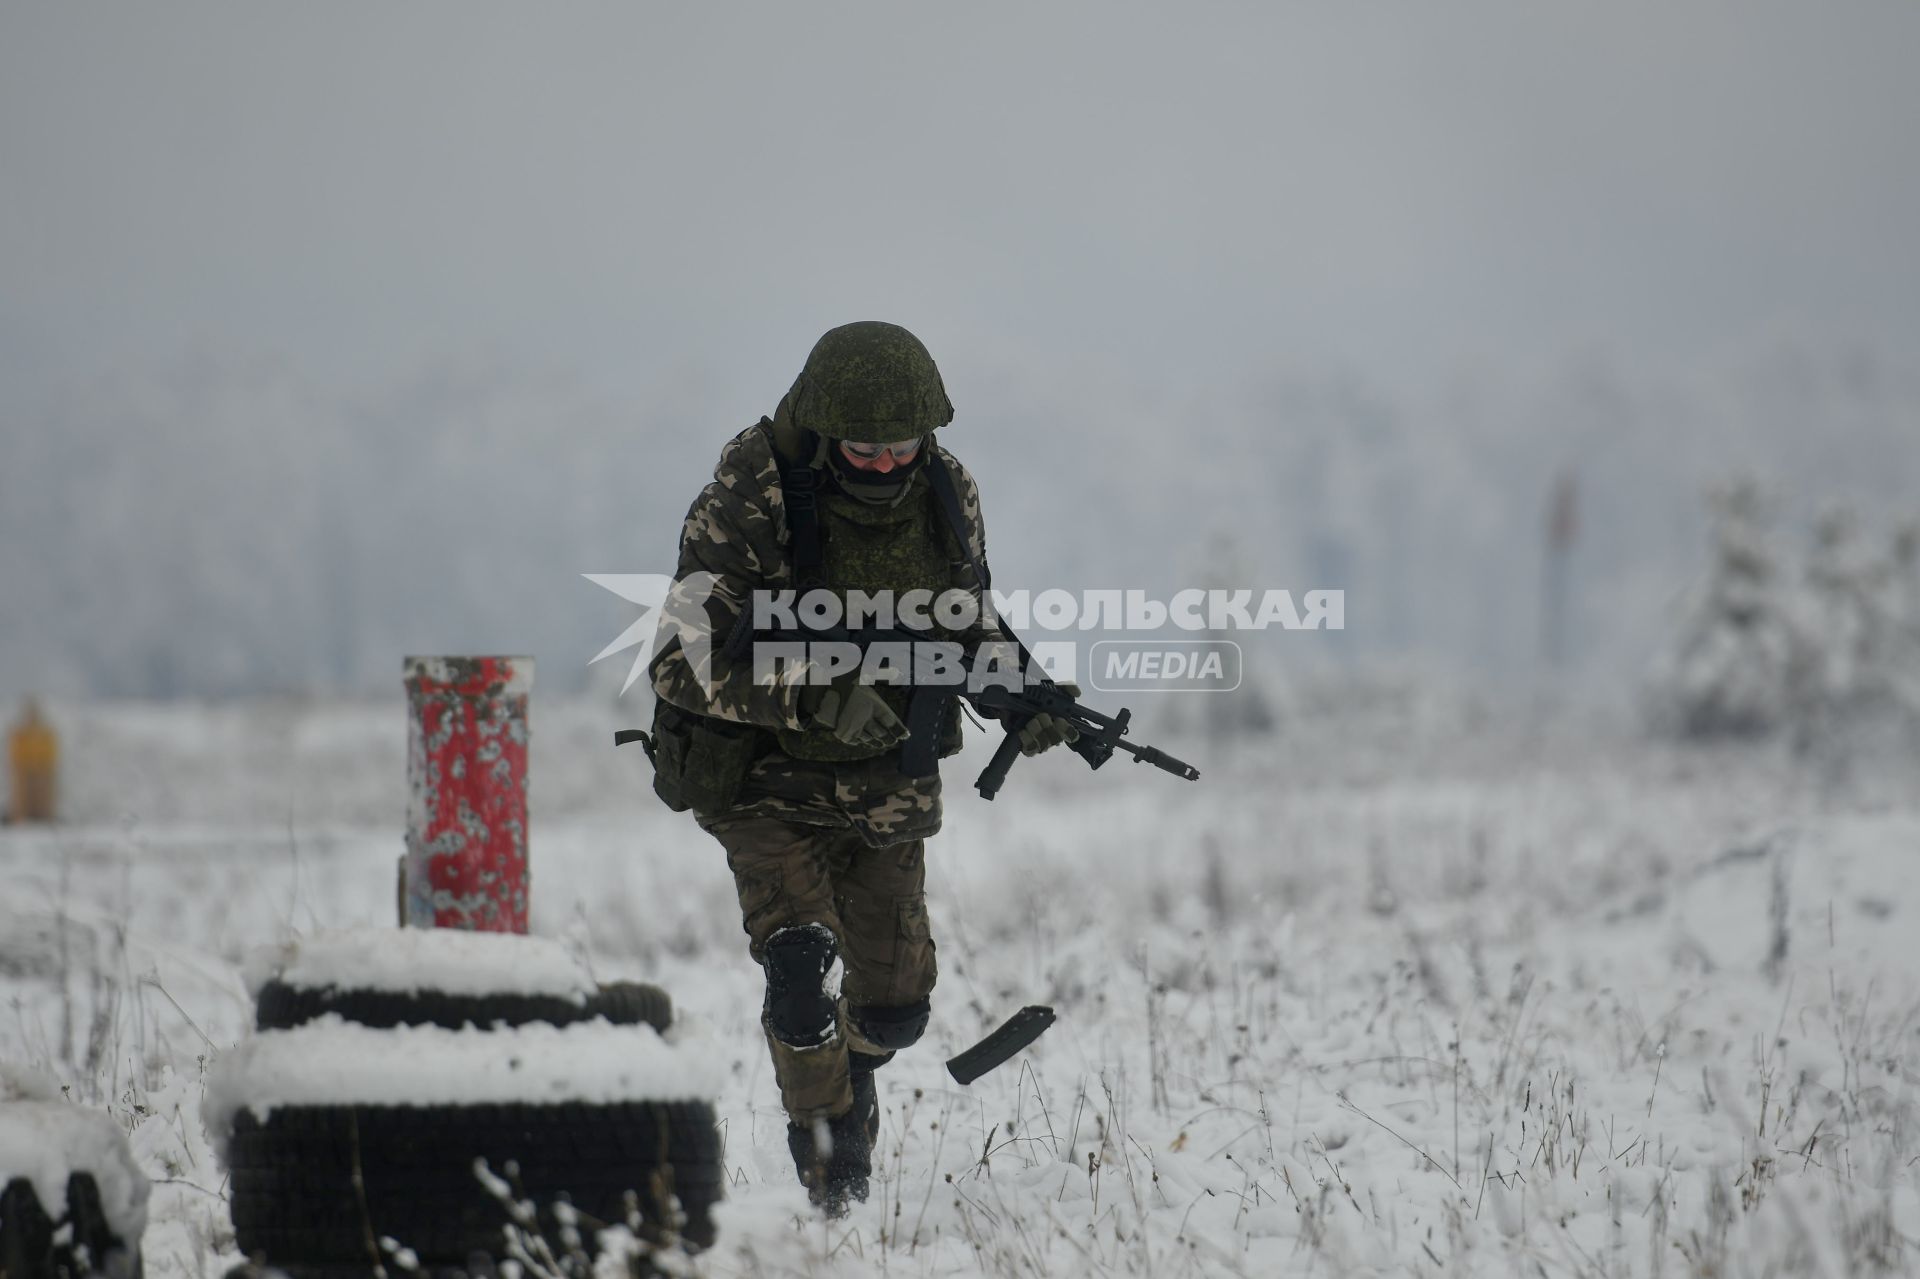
[775,426,982,602]
[770,424,984,763]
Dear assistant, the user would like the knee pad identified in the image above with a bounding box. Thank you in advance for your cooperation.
[847,998,931,1053]
[763,923,838,1050]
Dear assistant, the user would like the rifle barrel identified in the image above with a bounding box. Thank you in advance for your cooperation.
[1118,739,1201,781]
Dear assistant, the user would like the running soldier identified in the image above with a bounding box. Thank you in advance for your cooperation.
[645,322,1077,1212]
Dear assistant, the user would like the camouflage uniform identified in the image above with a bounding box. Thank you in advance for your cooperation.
[649,328,1000,1124]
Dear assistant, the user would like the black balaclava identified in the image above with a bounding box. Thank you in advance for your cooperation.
[824,439,926,505]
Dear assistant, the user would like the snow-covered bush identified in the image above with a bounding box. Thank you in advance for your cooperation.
[1648,479,1798,738]
[1650,482,1920,753]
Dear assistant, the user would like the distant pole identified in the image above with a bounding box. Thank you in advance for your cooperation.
[1542,473,1579,667]
[402,656,532,932]
[6,700,59,824]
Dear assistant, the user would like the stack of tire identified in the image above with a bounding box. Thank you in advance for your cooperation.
[0,1064,149,1279]
[206,930,720,1278]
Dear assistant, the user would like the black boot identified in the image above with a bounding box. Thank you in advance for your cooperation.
[787,1104,872,1216]
[848,1049,889,1152]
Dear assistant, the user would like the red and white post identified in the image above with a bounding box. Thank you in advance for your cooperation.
[401,656,533,932]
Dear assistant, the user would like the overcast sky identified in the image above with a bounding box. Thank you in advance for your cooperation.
[5,3,1918,700]
[6,2,1917,405]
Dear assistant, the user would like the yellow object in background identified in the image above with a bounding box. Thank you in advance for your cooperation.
[7,699,58,823]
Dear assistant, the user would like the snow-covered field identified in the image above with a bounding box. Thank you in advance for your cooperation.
[3,689,1918,1277]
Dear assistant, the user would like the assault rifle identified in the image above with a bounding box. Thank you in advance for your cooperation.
[905,643,1200,798]
[724,616,1200,800]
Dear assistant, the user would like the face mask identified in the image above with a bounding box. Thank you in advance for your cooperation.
[827,443,925,503]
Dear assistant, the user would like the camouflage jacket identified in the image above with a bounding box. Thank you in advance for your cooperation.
[649,419,999,845]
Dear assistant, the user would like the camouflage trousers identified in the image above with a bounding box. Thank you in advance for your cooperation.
[703,813,937,1122]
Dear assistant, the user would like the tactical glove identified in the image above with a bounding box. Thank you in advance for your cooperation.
[801,681,909,752]
[1017,682,1082,757]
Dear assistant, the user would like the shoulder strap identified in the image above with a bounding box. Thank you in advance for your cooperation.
[769,420,829,593]
[923,450,989,592]
[923,451,1043,678]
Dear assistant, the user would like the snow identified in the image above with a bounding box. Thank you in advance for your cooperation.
[0,1062,152,1244]
[4,691,1919,1275]
[202,1015,714,1140]
[244,926,596,1001]
[1,1060,63,1103]
[0,1097,151,1245]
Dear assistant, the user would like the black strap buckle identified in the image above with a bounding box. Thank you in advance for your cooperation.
[613,728,658,766]
[782,464,817,511]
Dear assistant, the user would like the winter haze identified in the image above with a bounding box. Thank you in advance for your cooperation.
[4,2,1918,699]
[9,8,1920,1279]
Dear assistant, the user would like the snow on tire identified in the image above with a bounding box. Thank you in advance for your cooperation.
[206,1016,722,1273]
[248,930,673,1034]
[224,1099,721,1267]
[254,978,674,1036]
[1,1067,150,1279]
[1,1174,146,1279]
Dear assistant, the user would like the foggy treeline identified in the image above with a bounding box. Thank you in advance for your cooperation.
[5,340,1914,701]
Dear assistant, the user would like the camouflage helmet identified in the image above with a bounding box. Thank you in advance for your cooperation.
[784,321,954,444]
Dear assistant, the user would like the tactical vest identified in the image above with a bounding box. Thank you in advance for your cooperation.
[772,431,981,764]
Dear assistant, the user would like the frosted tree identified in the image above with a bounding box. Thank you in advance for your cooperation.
[1779,505,1920,771]
[1787,506,1874,753]
[1859,517,1920,733]
[1885,521,1920,729]
[1651,478,1797,738]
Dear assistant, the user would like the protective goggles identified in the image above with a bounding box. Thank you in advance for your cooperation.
[837,436,926,463]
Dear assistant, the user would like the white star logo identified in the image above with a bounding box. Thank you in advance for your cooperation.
[582,573,675,695]
[584,571,723,698]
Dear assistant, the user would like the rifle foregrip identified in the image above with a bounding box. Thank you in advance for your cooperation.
[976,726,1025,800]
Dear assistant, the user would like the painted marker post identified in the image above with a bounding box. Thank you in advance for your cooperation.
[402,656,532,932]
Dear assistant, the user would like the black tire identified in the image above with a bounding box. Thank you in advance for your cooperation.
[254,982,588,1034]
[228,1261,518,1279]
[255,980,674,1035]
[1,1173,143,1279]
[225,1099,722,1270]
[588,981,674,1034]
[238,1257,672,1279]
